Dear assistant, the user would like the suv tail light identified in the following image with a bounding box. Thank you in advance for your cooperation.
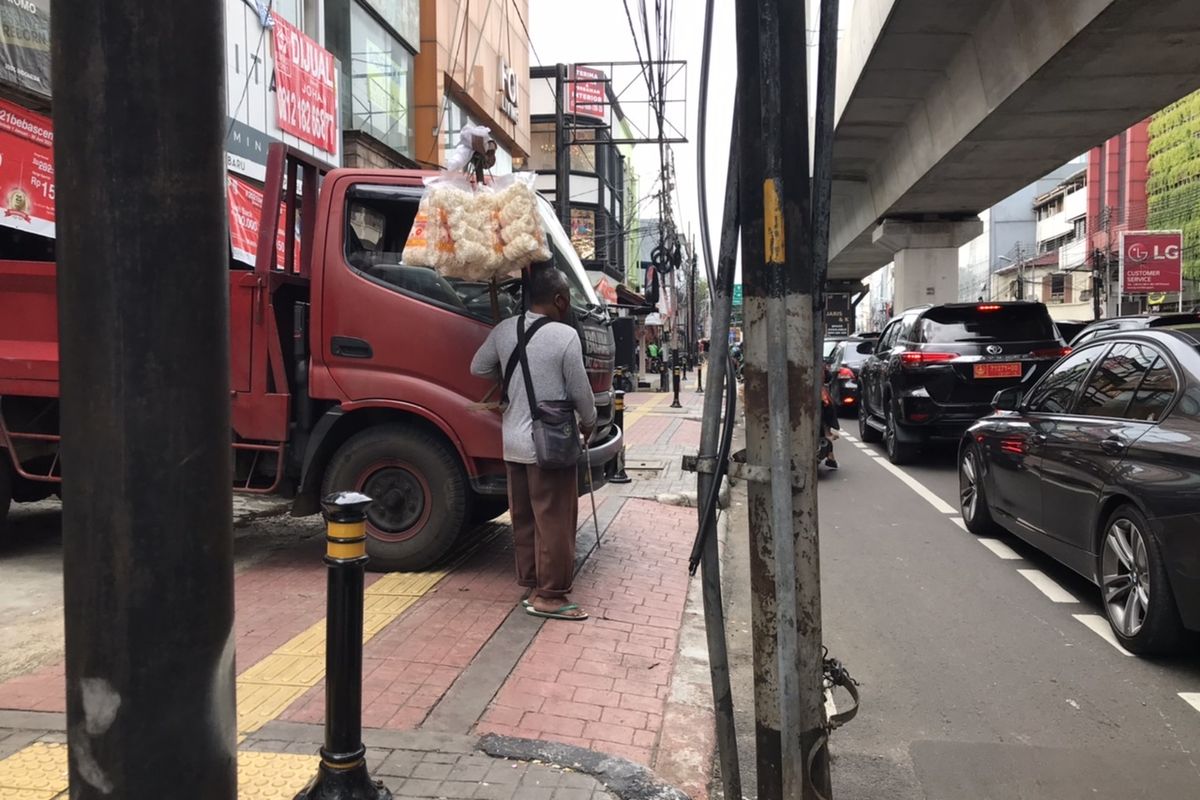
[900,351,958,367]
[1030,346,1071,359]
[837,367,854,379]
[977,304,1002,311]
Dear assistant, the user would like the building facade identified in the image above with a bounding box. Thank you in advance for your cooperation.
[1087,120,1151,315]
[528,65,631,285]
[1147,89,1200,297]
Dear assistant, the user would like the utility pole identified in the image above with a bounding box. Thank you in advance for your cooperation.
[53,1,235,796]
[555,63,571,231]
[736,0,830,797]
[1092,248,1104,321]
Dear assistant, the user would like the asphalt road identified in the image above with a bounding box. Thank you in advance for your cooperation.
[722,427,1200,800]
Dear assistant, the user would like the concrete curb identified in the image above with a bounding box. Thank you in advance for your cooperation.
[651,512,728,800]
[478,733,691,800]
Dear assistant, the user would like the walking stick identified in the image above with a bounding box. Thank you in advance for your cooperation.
[584,436,602,548]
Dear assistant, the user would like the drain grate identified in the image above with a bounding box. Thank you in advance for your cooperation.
[625,459,668,478]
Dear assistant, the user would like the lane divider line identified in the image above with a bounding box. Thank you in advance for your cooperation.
[977,537,1023,560]
[1017,569,1079,604]
[866,455,958,515]
[1072,614,1134,656]
[1179,693,1200,713]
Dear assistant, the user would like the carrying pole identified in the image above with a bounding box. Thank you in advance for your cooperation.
[53,1,236,795]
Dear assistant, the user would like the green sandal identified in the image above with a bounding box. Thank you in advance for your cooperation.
[524,603,588,621]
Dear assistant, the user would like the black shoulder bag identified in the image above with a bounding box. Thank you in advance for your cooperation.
[512,315,582,470]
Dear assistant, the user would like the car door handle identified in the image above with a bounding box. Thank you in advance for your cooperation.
[1100,436,1125,456]
[331,336,373,359]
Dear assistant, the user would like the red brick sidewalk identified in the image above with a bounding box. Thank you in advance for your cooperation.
[475,499,696,766]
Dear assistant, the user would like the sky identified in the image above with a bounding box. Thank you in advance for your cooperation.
[527,0,856,282]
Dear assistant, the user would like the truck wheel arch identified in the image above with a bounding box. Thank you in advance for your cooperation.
[293,403,471,517]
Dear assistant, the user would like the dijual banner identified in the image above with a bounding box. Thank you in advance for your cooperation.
[0,96,53,237]
[271,12,339,155]
[227,173,301,269]
[0,0,50,98]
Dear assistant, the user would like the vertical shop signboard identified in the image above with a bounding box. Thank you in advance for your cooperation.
[271,13,339,155]
[570,66,607,120]
[0,98,53,237]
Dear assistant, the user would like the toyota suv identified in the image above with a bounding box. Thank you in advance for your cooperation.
[857,302,1068,463]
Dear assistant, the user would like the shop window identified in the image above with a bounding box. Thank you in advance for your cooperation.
[571,209,596,261]
[348,2,415,157]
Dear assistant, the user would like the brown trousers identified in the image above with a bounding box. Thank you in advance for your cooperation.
[505,461,578,601]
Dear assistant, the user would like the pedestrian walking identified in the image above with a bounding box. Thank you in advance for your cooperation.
[471,264,596,621]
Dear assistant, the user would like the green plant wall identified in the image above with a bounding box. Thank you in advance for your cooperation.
[1148,89,1200,281]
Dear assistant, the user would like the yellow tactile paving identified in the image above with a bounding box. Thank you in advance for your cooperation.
[0,743,67,794]
[622,392,669,428]
[0,742,319,799]
[234,567,449,736]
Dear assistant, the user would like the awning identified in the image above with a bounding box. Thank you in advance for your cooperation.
[616,284,646,306]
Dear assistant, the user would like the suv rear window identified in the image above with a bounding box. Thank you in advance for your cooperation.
[915,305,1057,343]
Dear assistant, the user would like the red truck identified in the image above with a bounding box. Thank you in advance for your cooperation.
[0,145,621,570]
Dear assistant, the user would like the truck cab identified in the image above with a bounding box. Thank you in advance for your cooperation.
[0,145,621,570]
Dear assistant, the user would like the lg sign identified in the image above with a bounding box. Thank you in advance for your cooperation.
[1121,231,1183,295]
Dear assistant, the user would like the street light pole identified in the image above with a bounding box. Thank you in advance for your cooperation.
[53,0,235,796]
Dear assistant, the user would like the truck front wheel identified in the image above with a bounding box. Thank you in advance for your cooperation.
[322,425,468,572]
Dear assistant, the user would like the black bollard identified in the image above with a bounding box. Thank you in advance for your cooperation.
[671,365,683,409]
[296,492,392,800]
[610,391,632,484]
[696,363,704,394]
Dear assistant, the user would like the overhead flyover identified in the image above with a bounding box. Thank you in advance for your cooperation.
[827,0,1200,308]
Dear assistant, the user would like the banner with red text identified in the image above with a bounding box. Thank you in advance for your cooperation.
[271,13,338,155]
[0,98,53,237]
[227,173,301,270]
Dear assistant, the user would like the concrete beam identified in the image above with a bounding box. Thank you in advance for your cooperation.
[829,0,1200,279]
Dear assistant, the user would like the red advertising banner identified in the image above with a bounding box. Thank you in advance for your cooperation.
[272,13,339,155]
[1120,231,1183,294]
[570,66,607,119]
[227,173,301,269]
[0,98,54,237]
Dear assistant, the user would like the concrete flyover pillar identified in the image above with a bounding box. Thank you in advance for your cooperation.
[872,218,983,312]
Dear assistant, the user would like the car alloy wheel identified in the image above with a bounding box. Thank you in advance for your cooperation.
[960,450,979,522]
[1101,518,1151,638]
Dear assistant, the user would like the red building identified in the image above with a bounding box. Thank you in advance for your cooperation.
[1087,119,1151,314]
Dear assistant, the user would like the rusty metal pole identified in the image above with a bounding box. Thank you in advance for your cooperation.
[53,0,235,796]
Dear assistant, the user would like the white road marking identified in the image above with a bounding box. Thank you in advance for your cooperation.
[1072,614,1134,656]
[1179,693,1200,713]
[1017,569,1079,603]
[866,456,959,515]
[977,537,1022,560]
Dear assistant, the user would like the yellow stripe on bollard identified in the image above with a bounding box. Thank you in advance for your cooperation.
[326,521,366,559]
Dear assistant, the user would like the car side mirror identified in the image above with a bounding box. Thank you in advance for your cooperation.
[858,342,874,355]
[992,387,1023,412]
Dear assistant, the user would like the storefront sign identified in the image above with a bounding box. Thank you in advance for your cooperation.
[1120,231,1183,294]
[825,293,852,337]
[225,0,341,178]
[272,13,338,154]
[0,97,53,237]
[570,66,607,119]
[499,57,519,122]
[227,173,301,269]
[0,0,50,98]
[732,283,743,306]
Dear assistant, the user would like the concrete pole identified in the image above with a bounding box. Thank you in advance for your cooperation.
[53,0,235,796]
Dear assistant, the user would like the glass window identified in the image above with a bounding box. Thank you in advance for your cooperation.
[274,0,303,28]
[1075,344,1157,418]
[348,2,415,157]
[840,340,875,367]
[878,322,899,351]
[357,0,420,50]
[916,304,1057,343]
[1126,356,1177,422]
[1025,346,1106,414]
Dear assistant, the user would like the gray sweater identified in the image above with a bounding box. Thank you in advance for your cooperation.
[471,311,598,465]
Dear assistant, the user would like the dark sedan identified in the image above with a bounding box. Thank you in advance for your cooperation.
[827,336,877,412]
[958,327,1200,655]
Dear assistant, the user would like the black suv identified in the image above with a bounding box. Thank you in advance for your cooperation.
[858,302,1068,463]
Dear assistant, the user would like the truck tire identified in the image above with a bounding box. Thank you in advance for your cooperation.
[322,425,468,572]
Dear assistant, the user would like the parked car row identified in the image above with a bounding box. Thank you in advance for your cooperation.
[846,300,1200,655]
